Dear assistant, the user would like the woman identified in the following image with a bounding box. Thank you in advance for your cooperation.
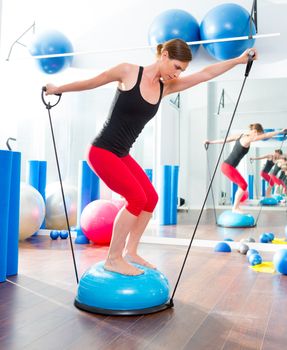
[250,149,283,197]
[205,124,286,214]
[274,157,287,193]
[46,39,257,275]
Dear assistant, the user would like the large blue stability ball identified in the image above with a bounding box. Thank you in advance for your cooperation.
[273,249,287,275]
[29,30,73,74]
[200,3,256,60]
[148,9,200,55]
[217,210,255,228]
[74,261,170,315]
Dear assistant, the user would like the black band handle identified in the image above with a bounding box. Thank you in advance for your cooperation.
[204,143,209,151]
[6,137,16,151]
[41,86,62,109]
[245,50,255,77]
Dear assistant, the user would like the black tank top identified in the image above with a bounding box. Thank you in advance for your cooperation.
[92,66,164,157]
[262,160,274,173]
[279,171,286,181]
[272,164,281,176]
[224,135,250,168]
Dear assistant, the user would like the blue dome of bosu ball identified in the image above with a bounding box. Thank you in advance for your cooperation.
[74,261,171,316]
[260,197,278,206]
[217,210,255,228]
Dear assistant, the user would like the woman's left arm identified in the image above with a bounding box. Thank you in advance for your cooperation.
[255,128,287,141]
[164,48,257,95]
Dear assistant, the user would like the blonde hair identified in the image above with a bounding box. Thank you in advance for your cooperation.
[249,123,264,133]
[156,38,192,62]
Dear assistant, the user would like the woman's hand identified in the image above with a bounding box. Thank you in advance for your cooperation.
[45,84,60,95]
[237,48,258,64]
[281,128,287,134]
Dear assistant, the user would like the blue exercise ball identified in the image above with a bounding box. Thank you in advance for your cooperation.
[249,253,262,266]
[273,249,287,275]
[259,233,270,243]
[59,230,69,239]
[214,242,231,253]
[148,9,200,55]
[29,30,73,74]
[266,232,275,242]
[217,210,255,228]
[200,3,256,60]
[246,249,259,260]
[50,230,59,240]
[74,261,170,315]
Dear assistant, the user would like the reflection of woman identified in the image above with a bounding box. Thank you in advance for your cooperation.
[206,124,287,213]
[275,157,287,193]
[250,149,283,197]
[46,40,257,275]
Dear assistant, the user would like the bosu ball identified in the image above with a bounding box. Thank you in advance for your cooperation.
[217,210,255,228]
[74,261,171,316]
[260,197,278,206]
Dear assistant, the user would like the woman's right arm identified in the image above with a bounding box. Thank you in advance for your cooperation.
[45,63,130,95]
[250,154,269,161]
[205,134,240,145]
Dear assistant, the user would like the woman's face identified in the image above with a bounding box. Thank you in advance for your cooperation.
[251,128,263,136]
[159,51,189,81]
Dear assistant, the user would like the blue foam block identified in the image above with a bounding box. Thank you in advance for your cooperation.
[217,210,255,228]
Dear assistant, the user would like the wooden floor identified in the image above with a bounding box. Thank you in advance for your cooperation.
[1,211,287,349]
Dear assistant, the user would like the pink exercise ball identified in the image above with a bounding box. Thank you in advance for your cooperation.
[80,199,119,245]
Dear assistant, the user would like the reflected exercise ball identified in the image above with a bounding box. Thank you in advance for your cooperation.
[200,3,256,60]
[19,183,45,240]
[45,183,77,230]
[148,9,200,55]
[29,30,73,74]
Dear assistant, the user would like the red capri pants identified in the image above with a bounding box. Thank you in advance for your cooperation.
[260,171,274,186]
[221,162,248,191]
[87,145,158,216]
[270,174,283,187]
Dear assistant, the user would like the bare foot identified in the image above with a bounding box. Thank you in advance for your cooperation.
[232,208,245,214]
[104,257,144,276]
[124,253,156,269]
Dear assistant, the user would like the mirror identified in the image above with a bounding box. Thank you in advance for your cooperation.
[140,77,287,243]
